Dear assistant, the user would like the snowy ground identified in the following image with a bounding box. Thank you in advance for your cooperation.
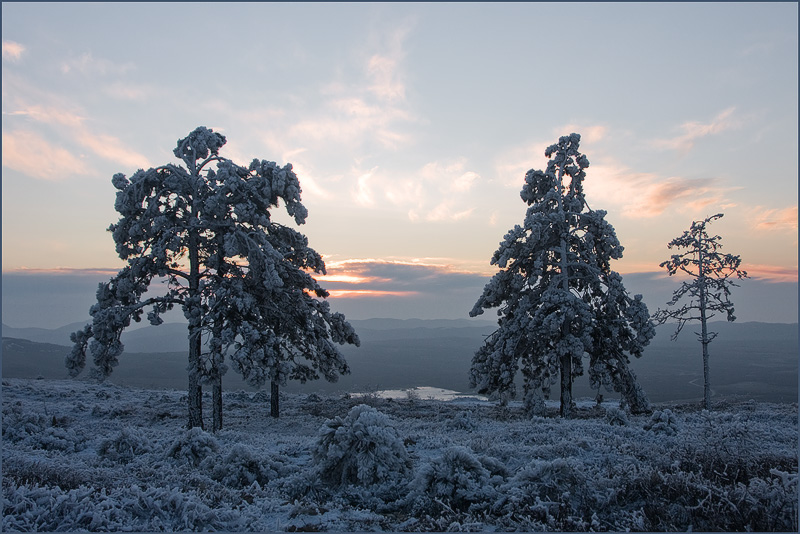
[3,378,798,532]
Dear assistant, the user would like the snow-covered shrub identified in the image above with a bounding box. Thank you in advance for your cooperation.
[166,427,219,467]
[2,402,48,442]
[98,426,152,463]
[210,443,279,487]
[408,446,499,512]
[735,469,799,531]
[252,390,270,403]
[2,452,103,490]
[448,410,477,431]
[644,409,680,435]
[605,406,629,426]
[24,426,86,453]
[312,404,410,486]
[497,458,586,521]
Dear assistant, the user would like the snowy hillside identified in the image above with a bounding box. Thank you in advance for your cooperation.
[3,378,797,531]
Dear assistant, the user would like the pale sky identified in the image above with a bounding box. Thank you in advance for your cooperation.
[2,2,798,328]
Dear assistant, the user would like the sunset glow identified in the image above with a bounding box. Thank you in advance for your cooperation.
[2,3,797,325]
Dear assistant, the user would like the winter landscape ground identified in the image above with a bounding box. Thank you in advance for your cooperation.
[2,376,798,532]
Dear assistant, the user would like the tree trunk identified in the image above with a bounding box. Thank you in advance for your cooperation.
[188,330,204,429]
[555,163,574,419]
[212,375,223,432]
[698,241,712,411]
[560,353,573,418]
[270,381,280,418]
[187,230,204,429]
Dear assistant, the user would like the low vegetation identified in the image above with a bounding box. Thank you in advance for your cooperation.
[3,378,797,531]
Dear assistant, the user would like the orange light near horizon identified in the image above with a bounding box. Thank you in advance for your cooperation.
[316,274,390,284]
[327,289,420,299]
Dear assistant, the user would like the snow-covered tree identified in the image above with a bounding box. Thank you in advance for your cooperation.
[652,213,748,410]
[470,133,655,417]
[213,256,359,418]
[68,127,359,429]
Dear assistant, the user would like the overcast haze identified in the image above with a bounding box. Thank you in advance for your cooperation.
[2,3,797,329]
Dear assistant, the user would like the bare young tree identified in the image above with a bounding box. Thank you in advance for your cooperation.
[653,213,748,410]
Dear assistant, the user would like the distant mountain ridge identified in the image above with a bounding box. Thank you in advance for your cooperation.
[3,318,795,349]
[3,319,797,404]
[2,318,499,353]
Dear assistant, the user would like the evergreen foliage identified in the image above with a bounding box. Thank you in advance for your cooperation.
[67,127,359,429]
[470,133,655,417]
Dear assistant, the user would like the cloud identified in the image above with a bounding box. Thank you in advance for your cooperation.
[60,52,135,76]
[741,264,798,283]
[1,130,89,179]
[350,159,482,222]
[651,107,739,153]
[2,40,25,62]
[102,81,156,101]
[752,206,798,232]
[585,163,730,218]
[282,21,418,156]
[319,258,488,297]
[3,266,123,277]
[3,106,85,128]
[76,131,149,170]
[4,104,149,174]
[493,124,736,219]
[494,124,607,188]
[367,54,405,102]
[554,125,607,145]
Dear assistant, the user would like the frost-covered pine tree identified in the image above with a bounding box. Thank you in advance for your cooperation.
[210,247,359,418]
[470,134,655,417]
[68,127,359,429]
[653,213,748,411]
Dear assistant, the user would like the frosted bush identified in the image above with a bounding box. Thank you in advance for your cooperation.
[408,446,499,512]
[497,458,586,517]
[744,469,798,530]
[644,409,680,435]
[2,402,48,441]
[98,427,152,463]
[24,426,85,453]
[166,427,219,467]
[448,410,477,431]
[210,443,278,487]
[605,406,629,426]
[312,404,410,486]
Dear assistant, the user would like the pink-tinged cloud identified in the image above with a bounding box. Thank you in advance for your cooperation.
[651,107,739,153]
[585,162,730,219]
[76,132,149,170]
[5,104,149,171]
[2,130,89,179]
[743,264,798,283]
[5,106,85,128]
[753,206,798,232]
[2,40,25,62]
[496,125,608,188]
